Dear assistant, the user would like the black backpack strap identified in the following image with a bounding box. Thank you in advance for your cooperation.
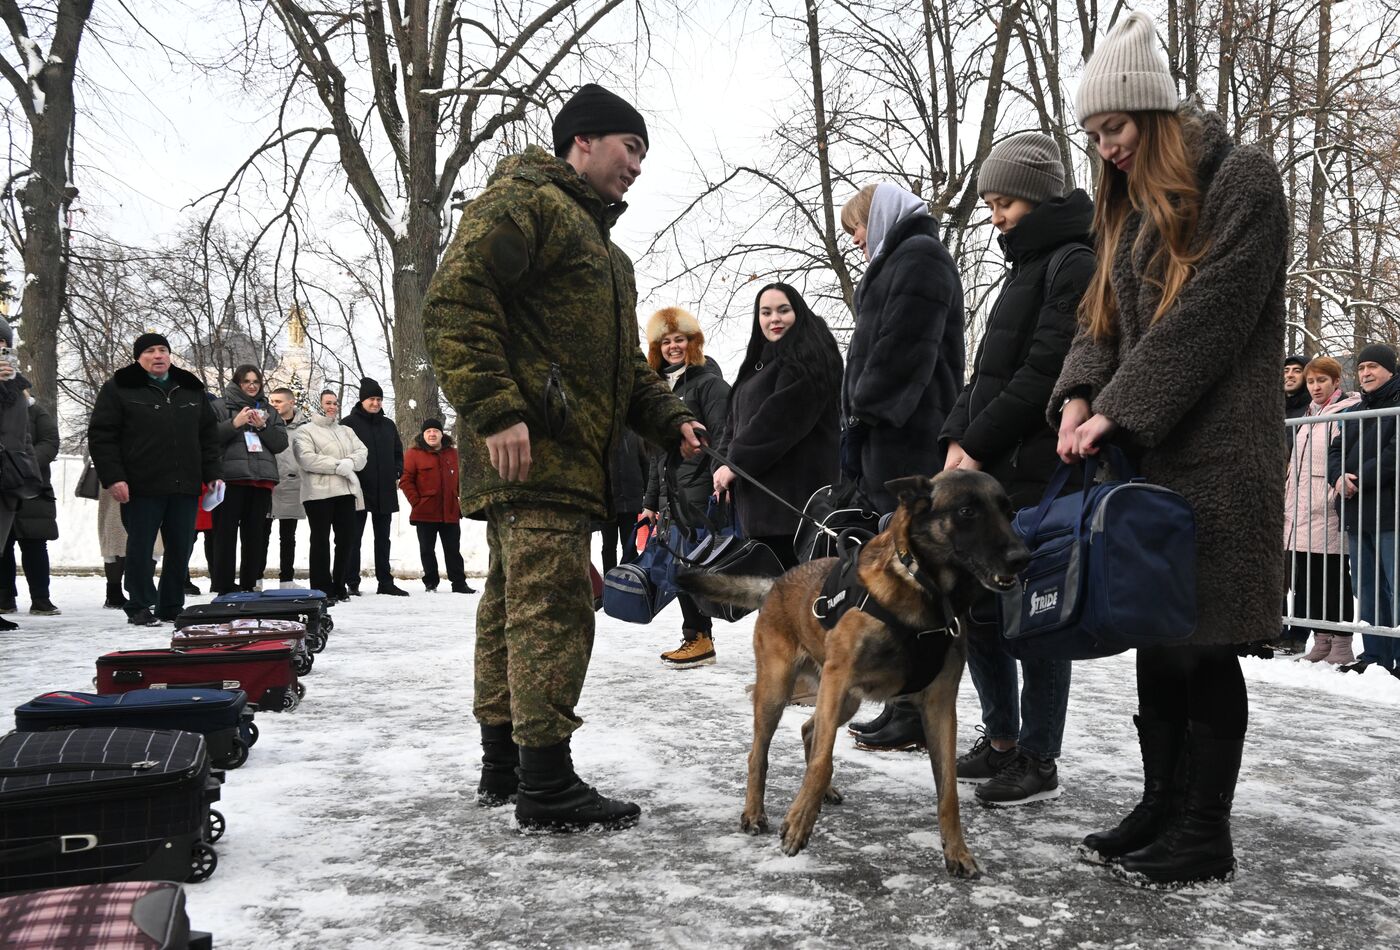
[1044,241,1094,297]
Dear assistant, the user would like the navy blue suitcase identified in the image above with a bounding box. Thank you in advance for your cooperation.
[0,728,220,893]
[14,690,255,770]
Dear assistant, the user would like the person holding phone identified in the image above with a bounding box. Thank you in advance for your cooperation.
[0,320,37,631]
[209,364,288,595]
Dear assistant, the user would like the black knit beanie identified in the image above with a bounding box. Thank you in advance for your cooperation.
[421,417,444,435]
[1284,355,1308,369]
[358,376,384,401]
[133,332,171,360]
[551,84,648,158]
[1356,344,1398,375]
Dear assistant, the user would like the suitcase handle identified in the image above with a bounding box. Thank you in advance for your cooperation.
[0,759,160,776]
[113,670,144,684]
[0,834,97,864]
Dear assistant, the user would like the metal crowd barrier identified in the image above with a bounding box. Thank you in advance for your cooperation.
[1284,405,1400,640]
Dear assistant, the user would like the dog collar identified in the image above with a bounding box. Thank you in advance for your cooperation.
[895,548,959,630]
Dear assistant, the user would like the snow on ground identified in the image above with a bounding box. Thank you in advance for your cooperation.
[2,576,1399,949]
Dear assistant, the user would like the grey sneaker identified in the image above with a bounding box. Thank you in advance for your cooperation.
[956,731,1019,785]
[975,751,1062,807]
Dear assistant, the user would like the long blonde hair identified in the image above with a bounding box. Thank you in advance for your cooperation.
[1081,111,1207,341]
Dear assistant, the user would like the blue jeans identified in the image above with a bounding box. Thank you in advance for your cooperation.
[964,607,1072,760]
[1345,529,1400,670]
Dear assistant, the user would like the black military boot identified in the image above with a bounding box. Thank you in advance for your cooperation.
[515,739,641,832]
[853,696,925,751]
[477,722,519,808]
[1079,714,1186,864]
[1115,722,1243,886]
[103,558,127,610]
[847,700,895,738]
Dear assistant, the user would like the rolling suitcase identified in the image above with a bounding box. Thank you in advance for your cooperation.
[0,881,212,949]
[0,728,219,894]
[215,588,332,637]
[178,595,329,653]
[96,642,303,712]
[15,689,255,770]
[172,620,314,677]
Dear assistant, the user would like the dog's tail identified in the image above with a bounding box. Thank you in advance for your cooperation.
[675,571,776,610]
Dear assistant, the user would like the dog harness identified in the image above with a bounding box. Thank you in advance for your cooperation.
[811,544,959,696]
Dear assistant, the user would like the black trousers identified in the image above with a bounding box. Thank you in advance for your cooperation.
[599,514,641,573]
[276,519,298,582]
[1284,549,1354,640]
[303,495,357,595]
[415,522,466,588]
[350,509,394,588]
[1,532,50,601]
[678,593,713,634]
[209,484,273,593]
[1137,645,1248,739]
[123,494,198,619]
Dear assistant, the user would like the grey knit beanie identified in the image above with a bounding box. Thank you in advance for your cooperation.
[1077,11,1179,120]
[978,133,1065,204]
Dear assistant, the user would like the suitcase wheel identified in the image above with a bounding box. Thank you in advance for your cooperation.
[321,615,334,633]
[206,808,225,843]
[307,632,327,654]
[219,737,250,769]
[279,689,301,712]
[189,841,218,883]
[240,720,260,747]
[294,681,306,701]
[293,652,314,676]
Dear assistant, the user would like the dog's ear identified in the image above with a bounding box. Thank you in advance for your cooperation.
[885,475,934,511]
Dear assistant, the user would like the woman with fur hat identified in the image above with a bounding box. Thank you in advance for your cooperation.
[640,306,730,668]
[1051,10,1289,886]
[400,418,474,594]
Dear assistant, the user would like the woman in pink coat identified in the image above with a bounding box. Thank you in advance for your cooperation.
[1283,356,1360,662]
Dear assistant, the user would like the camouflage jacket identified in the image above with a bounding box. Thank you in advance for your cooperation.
[424,145,694,519]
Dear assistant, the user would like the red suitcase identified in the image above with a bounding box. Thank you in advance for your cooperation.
[172,619,313,676]
[97,641,303,712]
[0,881,211,949]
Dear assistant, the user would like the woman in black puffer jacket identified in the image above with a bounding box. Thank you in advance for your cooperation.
[640,307,730,669]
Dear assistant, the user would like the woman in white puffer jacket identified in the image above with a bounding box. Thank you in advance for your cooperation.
[292,390,368,601]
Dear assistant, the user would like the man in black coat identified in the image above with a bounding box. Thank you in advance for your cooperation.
[87,333,222,625]
[341,377,409,596]
[841,183,964,514]
[1,396,61,615]
[1327,343,1400,676]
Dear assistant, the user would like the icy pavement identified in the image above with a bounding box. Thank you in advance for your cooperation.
[2,575,1398,949]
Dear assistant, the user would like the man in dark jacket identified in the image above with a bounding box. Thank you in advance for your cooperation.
[341,376,408,596]
[0,394,61,615]
[840,182,964,514]
[1284,355,1309,422]
[1327,343,1400,676]
[422,84,702,832]
[87,333,222,625]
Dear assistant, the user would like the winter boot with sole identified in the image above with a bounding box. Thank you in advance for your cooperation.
[515,739,640,833]
[103,558,128,610]
[1114,722,1243,887]
[661,632,716,669]
[847,701,895,738]
[1325,634,1355,666]
[854,697,925,752]
[1079,714,1186,865]
[956,730,1020,785]
[477,722,519,808]
[975,751,1062,807]
[1300,633,1333,663]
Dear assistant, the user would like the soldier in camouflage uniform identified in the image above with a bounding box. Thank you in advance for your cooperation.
[423,84,704,833]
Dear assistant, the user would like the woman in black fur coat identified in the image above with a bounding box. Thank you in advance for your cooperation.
[712,284,842,568]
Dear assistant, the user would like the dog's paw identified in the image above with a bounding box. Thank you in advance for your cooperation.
[779,813,815,856]
[823,785,843,805]
[944,847,982,880]
[740,811,768,835]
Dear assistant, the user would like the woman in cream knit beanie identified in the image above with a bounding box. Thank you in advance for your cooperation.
[1057,7,1291,891]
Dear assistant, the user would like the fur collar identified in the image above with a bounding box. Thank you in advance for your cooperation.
[113,363,205,391]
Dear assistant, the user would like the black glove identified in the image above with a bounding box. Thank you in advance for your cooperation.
[840,417,868,480]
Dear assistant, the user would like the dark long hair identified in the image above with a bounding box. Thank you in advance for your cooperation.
[735,283,843,392]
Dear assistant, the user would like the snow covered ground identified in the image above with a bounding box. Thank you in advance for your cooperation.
[2,575,1398,949]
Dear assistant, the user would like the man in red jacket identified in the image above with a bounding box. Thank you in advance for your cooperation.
[399,419,474,594]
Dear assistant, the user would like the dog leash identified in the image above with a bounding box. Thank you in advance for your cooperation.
[696,444,842,540]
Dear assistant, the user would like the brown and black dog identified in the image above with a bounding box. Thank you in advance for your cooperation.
[678,471,1029,878]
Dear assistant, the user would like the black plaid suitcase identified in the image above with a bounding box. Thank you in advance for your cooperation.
[0,881,212,949]
[0,727,219,894]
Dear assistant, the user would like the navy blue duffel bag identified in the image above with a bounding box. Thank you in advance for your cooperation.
[997,446,1197,660]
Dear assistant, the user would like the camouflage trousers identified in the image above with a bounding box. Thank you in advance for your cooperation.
[473,504,595,748]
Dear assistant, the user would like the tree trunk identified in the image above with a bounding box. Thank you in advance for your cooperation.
[1303,0,1332,357]
[7,0,93,417]
[803,0,855,315]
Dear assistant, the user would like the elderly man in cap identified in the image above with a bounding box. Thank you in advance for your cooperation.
[424,84,704,832]
[88,333,222,625]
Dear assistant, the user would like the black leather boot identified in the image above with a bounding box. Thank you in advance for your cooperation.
[1115,723,1243,886]
[853,696,925,751]
[515,738,640,832]
[847,700,895,737]
[103,558,127,610]
[1080,714,1186,864]
[477,723,519,808]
